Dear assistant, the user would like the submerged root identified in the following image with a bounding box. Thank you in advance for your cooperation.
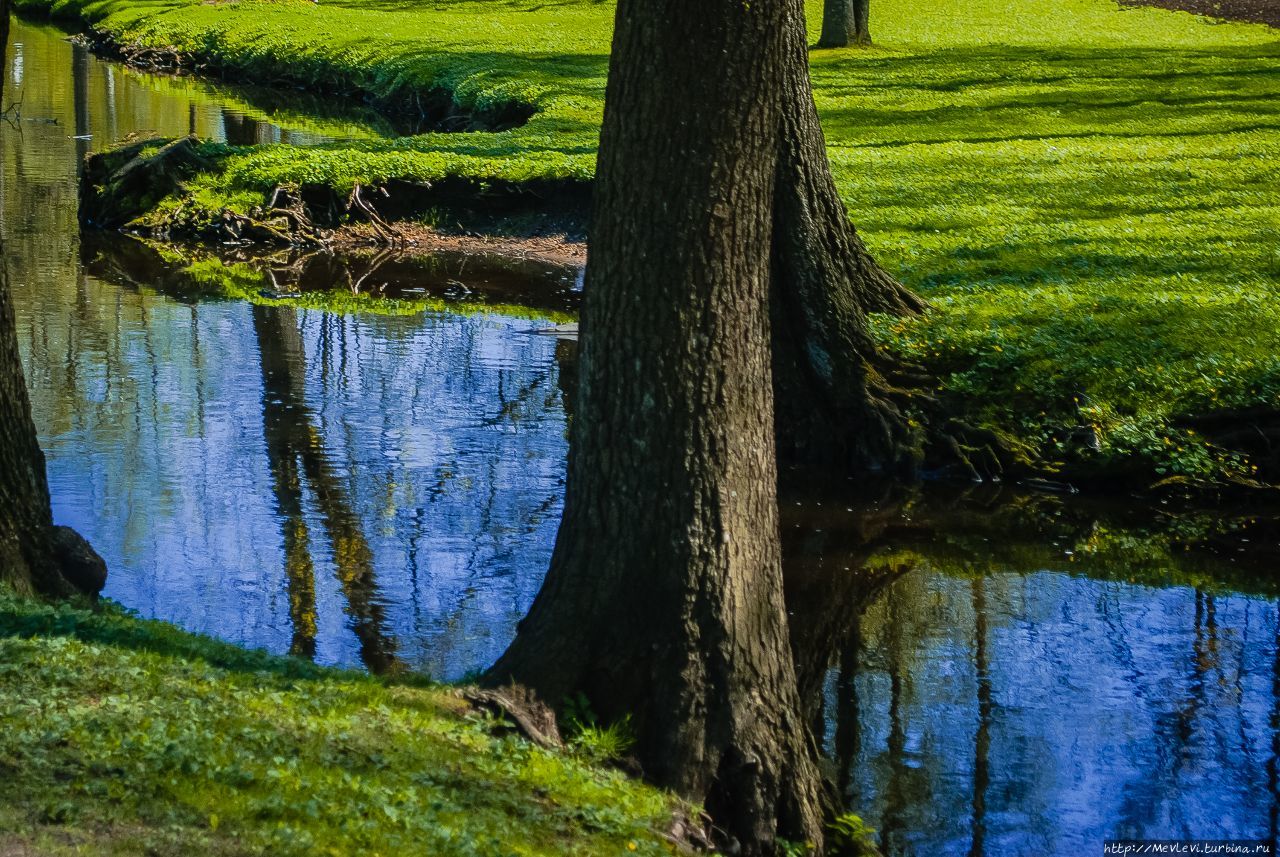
[1176,407,1280,488]
[862,352,1032,483]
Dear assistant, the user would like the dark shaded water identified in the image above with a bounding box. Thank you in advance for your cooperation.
[5,15,1279,854]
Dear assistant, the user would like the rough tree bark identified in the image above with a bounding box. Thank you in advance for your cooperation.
[482,0,921,849]
[818,0,872,48]
[486,0,828,850]
[0,260,70,597]
[1,8,105,599]
[772,0,919,473]
[486,0,917,850]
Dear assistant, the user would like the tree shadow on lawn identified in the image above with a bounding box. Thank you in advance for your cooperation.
[810,43,1280,100]
[812,44,1280,146]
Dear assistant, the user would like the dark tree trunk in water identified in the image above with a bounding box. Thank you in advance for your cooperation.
[1,7,104,598]
[488,0,916,850]
[255,306,320,660]
[818,0,872,48]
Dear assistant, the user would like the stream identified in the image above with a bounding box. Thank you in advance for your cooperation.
[4,15,1278,855]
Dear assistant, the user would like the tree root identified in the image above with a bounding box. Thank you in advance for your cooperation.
[462,685,564,750]
[662,809,717,855]
[348,184,403,245]
[1176,406,1280,487]
[863,352,1033,483]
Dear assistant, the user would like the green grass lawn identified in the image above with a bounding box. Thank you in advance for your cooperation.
[17,0,1280,483]
[0,589,681,856]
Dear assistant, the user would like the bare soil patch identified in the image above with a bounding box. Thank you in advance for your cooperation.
[334,224,586,267]
[1120,0,1280,27]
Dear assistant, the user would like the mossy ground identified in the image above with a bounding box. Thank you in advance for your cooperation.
[0,590,681,856]
[16,0,1280,484]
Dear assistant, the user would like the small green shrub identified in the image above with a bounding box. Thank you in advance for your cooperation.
[562,692,638,763]
[828,813,881,856]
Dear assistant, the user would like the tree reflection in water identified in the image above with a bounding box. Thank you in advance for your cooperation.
[254,304,398,672]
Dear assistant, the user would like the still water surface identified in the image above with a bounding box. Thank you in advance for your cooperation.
[4,16,1278,854]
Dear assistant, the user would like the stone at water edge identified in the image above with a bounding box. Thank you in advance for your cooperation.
[52,526,108,597]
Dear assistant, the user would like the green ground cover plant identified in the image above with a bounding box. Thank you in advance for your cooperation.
[0,589,682,856]
[16,0,1280,483]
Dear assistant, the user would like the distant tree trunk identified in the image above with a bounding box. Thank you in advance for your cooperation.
[818,0,872,48]
[487,0,916,850]
[818,0,852,48]
[853,0,871,45]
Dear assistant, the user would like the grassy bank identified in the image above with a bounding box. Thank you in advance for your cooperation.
[15,0,1280,485]
[0,590,682,856]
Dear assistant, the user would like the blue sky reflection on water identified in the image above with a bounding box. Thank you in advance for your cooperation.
[4,12,1279,854]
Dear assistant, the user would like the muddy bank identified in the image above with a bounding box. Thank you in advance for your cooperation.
[79,136,590,259]
[331,225,585,267]
[81,231,582,319]
[1120,0,1280,27]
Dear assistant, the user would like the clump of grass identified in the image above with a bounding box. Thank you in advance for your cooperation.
[21,0,1280,482]
[561,692,637,765]
[0,589,681,856]
[827,813,880,856]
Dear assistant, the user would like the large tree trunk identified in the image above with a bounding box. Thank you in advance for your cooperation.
[0,253,68,597]
[488,0,916,850]
[486,0,829,850]
[817,0,872,48]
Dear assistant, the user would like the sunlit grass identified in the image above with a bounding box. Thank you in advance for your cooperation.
[0,589,679,856]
